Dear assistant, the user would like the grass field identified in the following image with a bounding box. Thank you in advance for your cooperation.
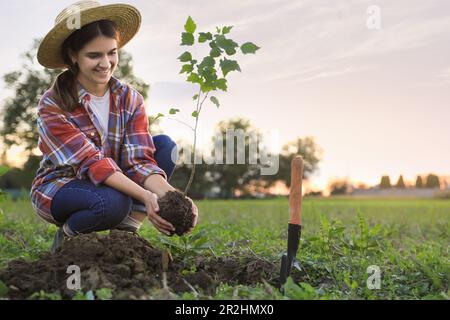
[0,195,449,300]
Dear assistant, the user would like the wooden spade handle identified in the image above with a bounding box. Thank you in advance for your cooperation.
[289,156,303,225]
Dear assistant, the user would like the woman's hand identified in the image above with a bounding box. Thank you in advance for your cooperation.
[186,197,199,234]
[143,190,175,236]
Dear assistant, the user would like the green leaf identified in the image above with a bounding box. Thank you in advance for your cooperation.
[95,288,113,300]
[222,26,233,34]
[198,32,213,43]
[198,56,216,70]
[215,78,227,91]
[200,67,217,82]
[192,236,209,249]
[30,290,62,300]
[198,62,216,81]
[181,32,194,46]
[192,111,199,118]
[192,94,199,100]
[241,42,260,54]
[189,229,208,241]
[209,41,218,49]
[169,108,180,115]
[187,73,202,84]
[178,51,192,62]
[220,58,241,77]
[210,96,220,108]
[0,280,8,297]
[158,236,179,248]
[200,83,214,93]
[154,113,164,120]
[210,47,222,58]
[196,243,212,250]
[216,36,239,56]
[179,64,193,74]
[225,48,236,55]
[72,291,88,300]
[184,16,197,34]
[225,48,236,56]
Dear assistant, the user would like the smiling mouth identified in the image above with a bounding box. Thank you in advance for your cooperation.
[94,69,109,74]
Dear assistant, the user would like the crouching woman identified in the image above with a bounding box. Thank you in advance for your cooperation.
[30,2,198,253]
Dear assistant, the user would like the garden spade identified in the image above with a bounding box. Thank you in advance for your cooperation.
[279,156,303,291]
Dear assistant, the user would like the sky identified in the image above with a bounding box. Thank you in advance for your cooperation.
[0,0,449,190]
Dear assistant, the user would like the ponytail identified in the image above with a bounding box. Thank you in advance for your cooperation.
[52,62,79,112]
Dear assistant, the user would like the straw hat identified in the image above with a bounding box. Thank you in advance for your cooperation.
[37,0,141,69]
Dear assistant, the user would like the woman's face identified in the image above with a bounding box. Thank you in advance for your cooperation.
[71,36,119,86]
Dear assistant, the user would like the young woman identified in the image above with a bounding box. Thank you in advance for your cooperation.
[31,1,198,252]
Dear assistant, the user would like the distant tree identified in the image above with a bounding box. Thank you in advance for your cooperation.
[305,190,323,197]
[273,136,322,188]
[425,174,440,189]
[169,119,266,199]
[396,175,406,188]
[328,178,351,195]
[355,182,369,190]
[207,118,262,199]
[415,175,424,188]
[379,175,391,189]
[0,167,27,189]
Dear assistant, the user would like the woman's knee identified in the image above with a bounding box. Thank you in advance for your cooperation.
[154,134,178,163]
[154,134,177,151]
[103,188,132,226]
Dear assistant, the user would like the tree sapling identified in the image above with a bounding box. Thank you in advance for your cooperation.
[155,16,260,236]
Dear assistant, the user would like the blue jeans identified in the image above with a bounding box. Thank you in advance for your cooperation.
[50,135,177,234]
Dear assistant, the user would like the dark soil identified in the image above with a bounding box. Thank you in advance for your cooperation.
[157,190,194,236]
[0,230,288,300]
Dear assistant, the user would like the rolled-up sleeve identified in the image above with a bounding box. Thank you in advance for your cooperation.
[120,94,167,186]
[37,103,122,186]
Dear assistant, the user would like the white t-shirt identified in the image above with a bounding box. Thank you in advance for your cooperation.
[90,89,110,136]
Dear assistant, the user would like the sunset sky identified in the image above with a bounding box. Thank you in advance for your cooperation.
[0,0,449,190]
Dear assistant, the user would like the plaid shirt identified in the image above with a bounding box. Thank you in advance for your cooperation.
[30,76,166,225]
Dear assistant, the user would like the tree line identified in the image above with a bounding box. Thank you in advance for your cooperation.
[327,173,444,196]
[379,174,441,189]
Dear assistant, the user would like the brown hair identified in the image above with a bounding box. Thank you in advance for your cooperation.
[52,20,121,112]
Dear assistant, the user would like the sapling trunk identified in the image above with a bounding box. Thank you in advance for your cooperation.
[184,89,208,196]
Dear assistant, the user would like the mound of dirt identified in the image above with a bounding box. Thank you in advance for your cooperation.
[0,230,280,299]
[157,190,194,236]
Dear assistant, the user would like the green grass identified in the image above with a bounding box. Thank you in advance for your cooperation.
[0,195,449,300]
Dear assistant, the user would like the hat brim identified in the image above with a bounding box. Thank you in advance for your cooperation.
[37,4,141,69]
